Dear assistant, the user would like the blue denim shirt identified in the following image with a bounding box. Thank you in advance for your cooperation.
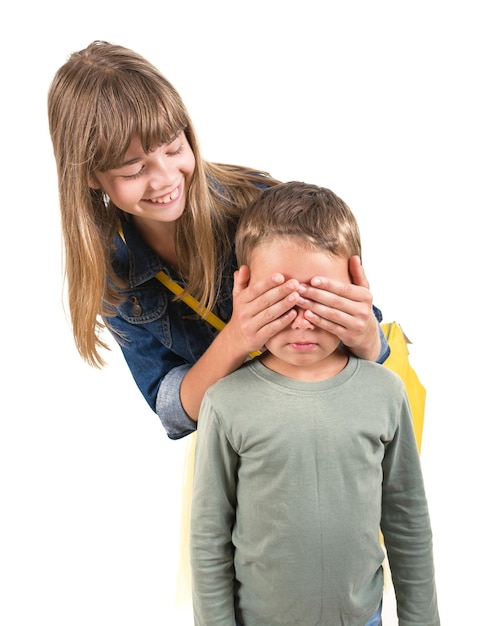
[107,214,389,440]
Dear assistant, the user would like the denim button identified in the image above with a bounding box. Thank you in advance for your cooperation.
[131,297,142,316]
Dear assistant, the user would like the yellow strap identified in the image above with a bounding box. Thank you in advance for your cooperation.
[156,271,261,359]
[154,270,226,331]
[118,224,261,358]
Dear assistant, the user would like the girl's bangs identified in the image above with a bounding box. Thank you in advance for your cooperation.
[94,79,188,172]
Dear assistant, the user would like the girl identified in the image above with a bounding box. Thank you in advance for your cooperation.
[48,41,388,440]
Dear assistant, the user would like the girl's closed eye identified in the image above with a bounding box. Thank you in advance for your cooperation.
[165,135,185,156]
[167,144,184,156]
[122,167,145,180]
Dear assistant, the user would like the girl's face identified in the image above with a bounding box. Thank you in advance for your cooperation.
[90,131,195,224]
[249,238,350,380]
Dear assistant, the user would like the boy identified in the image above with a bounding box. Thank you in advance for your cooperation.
[190,182,440,626]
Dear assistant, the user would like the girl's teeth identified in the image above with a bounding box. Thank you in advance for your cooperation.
[151,186,179,203]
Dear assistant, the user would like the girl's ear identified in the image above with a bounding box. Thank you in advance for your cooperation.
[88,175,101,190]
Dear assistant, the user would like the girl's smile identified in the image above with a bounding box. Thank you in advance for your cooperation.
[143,183,182,206]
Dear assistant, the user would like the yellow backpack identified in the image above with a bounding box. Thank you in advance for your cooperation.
[381,321,426,452]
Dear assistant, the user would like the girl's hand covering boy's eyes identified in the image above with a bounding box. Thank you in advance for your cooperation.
[226,265,299,357]
[296,256,381,361]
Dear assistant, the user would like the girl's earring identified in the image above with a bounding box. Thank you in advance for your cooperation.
[102,192,111,208]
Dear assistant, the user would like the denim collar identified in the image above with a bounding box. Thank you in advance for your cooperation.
[114,213,178,287]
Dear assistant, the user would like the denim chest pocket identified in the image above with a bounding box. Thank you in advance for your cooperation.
[115,284,217,361]
[117,286,169,324]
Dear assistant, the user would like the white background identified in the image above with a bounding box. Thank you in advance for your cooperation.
[1,2,484,624]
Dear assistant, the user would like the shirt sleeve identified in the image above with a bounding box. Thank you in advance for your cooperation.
[190,395,238,625]
[380,395,440,625]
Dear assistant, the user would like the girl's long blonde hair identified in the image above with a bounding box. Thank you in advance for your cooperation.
[48,41,279,367]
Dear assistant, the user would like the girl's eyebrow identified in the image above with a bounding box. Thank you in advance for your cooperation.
[116,156,142,168]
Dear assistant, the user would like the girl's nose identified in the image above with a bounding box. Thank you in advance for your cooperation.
[147,151,172,189]
[290,307,315,330]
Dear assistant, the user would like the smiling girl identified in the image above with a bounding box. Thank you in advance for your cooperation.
[47,41,388,439]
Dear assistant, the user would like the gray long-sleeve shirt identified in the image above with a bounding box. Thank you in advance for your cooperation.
[190,356,440,626]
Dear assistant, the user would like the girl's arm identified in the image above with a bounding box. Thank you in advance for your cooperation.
[108,268,301,438]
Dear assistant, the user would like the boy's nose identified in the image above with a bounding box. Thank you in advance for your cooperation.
[290,307,315,330]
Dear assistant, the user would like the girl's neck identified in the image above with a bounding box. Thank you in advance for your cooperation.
[133,216,180,271]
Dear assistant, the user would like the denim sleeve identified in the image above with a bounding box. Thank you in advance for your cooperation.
[376,324,391,364]
[373,305,391,364]
[156,364,198,440]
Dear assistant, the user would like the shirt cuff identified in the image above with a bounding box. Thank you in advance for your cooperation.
[156,364,197,440]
